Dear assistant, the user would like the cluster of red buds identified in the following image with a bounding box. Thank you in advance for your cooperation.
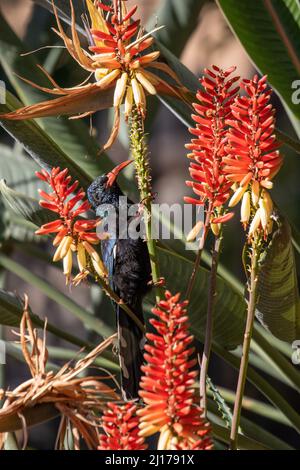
[185,67,282,240]
[137,291,213,450]
[185,65,239,237]
[225,75,282,237]
[98,402,147,450]
[36,167,106,284]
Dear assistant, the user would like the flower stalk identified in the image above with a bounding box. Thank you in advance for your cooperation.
[230,237,259,450]
[129,108,162,302]
[200,228,223,416]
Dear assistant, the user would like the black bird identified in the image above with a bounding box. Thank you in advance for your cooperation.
[87,160,151,401]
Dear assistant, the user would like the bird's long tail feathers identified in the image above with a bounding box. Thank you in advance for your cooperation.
[116,300,144,401]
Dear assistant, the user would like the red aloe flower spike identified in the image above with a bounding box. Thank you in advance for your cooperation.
[137,291,213,450]
[185,66,240,234]
[98,402,147,450]
[225,75,282,237]
[35,167,107,283]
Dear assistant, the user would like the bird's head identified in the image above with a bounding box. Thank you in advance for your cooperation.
[87,159,133,210]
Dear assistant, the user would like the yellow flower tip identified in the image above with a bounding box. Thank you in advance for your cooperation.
[261,179,273,190]
[131,77,146,117]
[63,248,73,276]
[92,258,108,278]
[125,85,133,119]
[131,77,143,106]
[249,208,262,237]
[186,220,203,242]
[113,72,128,107]
[135,71,157,95]
[138,423,160,438]
[94,68,109,81]
[259,191,273,230]
[228,185,247,207]
[77,242,87,272]
[211,222,221,236]
[240,191,251,224]
[60,236,73,259]
[157,425,173,450]
[53,235,72,262]
[251,180,260,206]
[96,69,121,88]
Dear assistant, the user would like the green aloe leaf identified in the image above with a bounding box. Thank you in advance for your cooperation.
[0,144,48,242]
[0,91,92,188]
[256,215,300,342]
[145,246,246,349]
[0,179,53,228]
[0,253,111,337]
[217,0,300,136]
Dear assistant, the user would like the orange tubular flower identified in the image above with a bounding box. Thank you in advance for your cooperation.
[0,0,187,150]
[36,167,106,283]
[137,291,213,451]
[99,402,147,450]
[224,75,282,237]
[185,65,239,236]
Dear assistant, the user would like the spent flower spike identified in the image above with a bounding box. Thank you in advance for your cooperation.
[99,402,147,450]
[185,65,239,236]
[36,167,106,283]
[224,74,282,237]
[0,0,187,151]
[138,291,213,450]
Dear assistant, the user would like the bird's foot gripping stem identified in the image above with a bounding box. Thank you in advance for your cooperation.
[148,276,166,288]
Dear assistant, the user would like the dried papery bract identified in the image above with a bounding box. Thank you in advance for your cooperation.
[185,65,240,232]
[0,0,188,151]
[224,74,282,238]
[0,296,118,450]
[137,291,213,450]
[35,167,107,284]
[98,402,147,450]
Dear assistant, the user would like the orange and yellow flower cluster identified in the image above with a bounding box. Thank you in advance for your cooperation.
[137,291,213,450]
[186,68,282,239]
[36,167,106,284]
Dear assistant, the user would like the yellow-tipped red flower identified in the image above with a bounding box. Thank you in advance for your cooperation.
[36,167,107,284]
[138,291,213,450]
[185,65,240,230]
[0,0,187,151]
[224,75,282,237]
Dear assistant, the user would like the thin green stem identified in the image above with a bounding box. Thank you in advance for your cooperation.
[129,109,162,302]
[200,231,222,415]
[230,241,259,449]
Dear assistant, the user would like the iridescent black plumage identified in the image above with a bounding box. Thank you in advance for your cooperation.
[87,174,151,401]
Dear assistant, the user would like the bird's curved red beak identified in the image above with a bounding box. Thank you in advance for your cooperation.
[106,159,133,187]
